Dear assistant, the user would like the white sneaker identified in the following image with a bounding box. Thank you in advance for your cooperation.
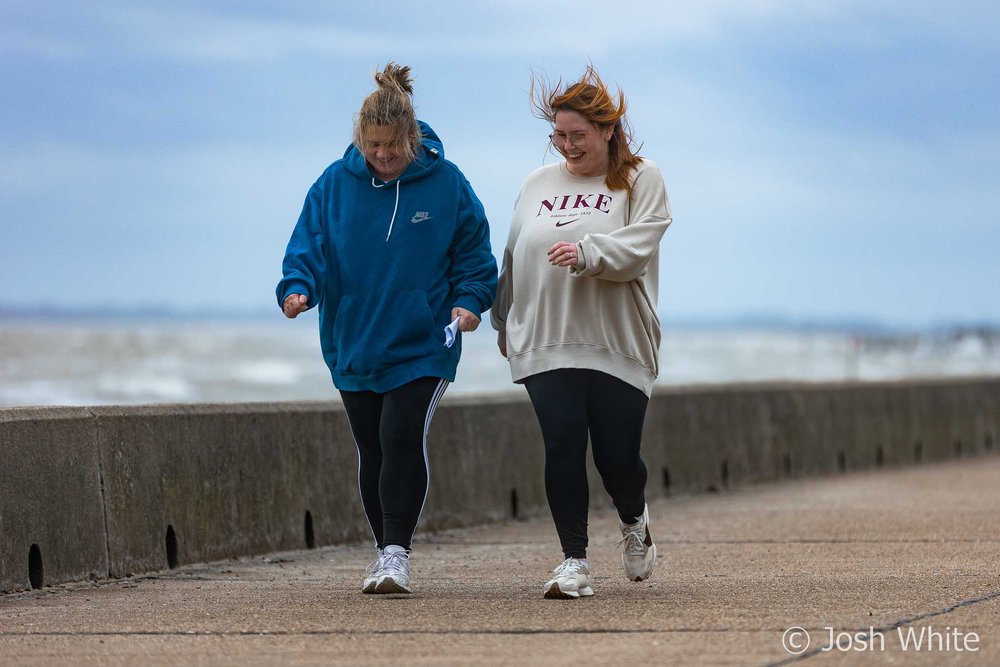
[543,558,594,599]
[373,545,412,594]
[618,504,656,582]
[362,549,383,593]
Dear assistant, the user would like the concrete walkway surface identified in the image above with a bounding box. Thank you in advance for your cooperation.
[2,455,999,666]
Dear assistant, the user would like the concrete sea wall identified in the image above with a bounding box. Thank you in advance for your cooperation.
[2,379,998,592]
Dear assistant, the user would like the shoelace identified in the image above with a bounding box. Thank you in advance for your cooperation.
[616,526,647,556]
[365,557,384,576]
[382,551,409,575]
[553,558,583,575]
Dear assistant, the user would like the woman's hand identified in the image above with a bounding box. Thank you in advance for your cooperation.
[548,241,579,267]
[283,294,309,319]
[451,306,481,332]
[497,330,507,358]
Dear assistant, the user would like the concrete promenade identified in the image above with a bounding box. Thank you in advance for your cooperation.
[2,455,998,666]
[6,380,998,592]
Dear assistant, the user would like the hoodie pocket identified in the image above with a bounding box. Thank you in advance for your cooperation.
[332,289,437,377]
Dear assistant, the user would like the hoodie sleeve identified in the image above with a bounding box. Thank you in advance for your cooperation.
[276,182,328,309]
[571,164,672,283]
[449,177,498,319]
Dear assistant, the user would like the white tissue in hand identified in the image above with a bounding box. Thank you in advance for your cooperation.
[444,316,461,348]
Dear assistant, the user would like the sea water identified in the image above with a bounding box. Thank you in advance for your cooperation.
[1,317,998,407]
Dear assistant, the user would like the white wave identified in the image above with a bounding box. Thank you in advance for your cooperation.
[229,361,304,385]
[2,321,999,407]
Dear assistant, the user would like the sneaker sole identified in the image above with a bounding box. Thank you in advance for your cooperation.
[543,582,594,599]
[374,577,412,594]
[362,578,378,594]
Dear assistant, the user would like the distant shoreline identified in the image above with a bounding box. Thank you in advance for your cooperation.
[1,306,998,335]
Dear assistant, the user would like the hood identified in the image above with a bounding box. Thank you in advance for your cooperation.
[343,120,444,184]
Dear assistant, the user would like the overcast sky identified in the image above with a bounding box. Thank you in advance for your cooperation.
[2,1,998,327]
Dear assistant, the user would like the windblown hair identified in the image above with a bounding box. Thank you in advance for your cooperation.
[353,62,421,164]
[531,65,641,194]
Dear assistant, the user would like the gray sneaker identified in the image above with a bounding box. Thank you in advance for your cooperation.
[543,558,595,599]
[362,549,383,593]
[373,546,412,594]
[618,504,656,582]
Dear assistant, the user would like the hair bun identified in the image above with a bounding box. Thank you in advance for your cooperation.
[375,62,414,96]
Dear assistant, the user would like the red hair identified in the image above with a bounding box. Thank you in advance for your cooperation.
[531,66,642,194]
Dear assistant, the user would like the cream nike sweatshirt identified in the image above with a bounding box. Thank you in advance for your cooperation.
[491,159,672,396]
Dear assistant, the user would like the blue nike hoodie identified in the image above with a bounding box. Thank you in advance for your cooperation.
[276,121,498,393]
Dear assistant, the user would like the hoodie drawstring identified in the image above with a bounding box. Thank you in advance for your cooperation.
[386,180,400,242]
[372,178,401,242]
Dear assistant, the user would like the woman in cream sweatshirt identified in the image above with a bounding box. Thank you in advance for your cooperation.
[492,66,672,599]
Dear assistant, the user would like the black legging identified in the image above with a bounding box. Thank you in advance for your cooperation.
[524,369,649,559]
[340,376,448,551]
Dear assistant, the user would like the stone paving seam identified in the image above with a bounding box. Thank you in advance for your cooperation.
[0,628,745,637]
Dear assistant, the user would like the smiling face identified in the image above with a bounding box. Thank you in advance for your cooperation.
[364,125,412,182]
[552,109,614,178]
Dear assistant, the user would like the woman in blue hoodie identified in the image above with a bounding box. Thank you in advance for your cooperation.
[277,63,497,595]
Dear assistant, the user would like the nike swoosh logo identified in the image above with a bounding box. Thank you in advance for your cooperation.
[554,218,580,227]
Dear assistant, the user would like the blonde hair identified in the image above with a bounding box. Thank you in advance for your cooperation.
[353,62,421,164]
[531,65,642,194]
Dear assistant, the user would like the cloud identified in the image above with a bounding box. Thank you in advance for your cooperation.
[3,1,998,323]
[0,1,894,63]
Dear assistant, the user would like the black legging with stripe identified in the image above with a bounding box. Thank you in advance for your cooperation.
[340,376,448,551]
[523,369,649,559]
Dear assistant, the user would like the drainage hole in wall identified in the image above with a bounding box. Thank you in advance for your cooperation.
[875,446,884,467]
[720,460,729,487]
[304,510,316,549]
[28,544,44,590]
[837,450,846,473]
[510,489,519,519]
[782,453,792,476]
[662,466,671,492]
[165,525,178,569]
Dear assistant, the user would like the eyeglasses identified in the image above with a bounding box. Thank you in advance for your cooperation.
[549,131,591,148]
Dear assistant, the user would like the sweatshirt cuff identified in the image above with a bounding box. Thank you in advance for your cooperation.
[453,295,483,319]
[570,241,588,274]
[278,282,311,308]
